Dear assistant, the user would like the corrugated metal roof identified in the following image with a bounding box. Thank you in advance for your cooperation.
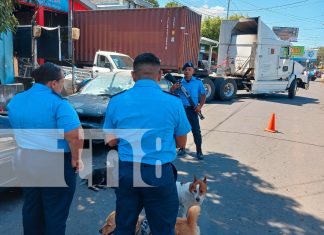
[89,0,153,8]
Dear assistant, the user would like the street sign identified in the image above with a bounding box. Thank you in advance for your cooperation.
[291,46,304,58]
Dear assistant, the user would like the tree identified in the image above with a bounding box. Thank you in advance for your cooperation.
[165,1,182,7]
[317,47,324,68]
[146,0,159,7]
[0,0,18,33]
[201,14,246,42]
[0,0,39,33]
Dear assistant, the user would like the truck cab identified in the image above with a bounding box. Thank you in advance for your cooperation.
[214,17,309,100]
[93,51,133,77]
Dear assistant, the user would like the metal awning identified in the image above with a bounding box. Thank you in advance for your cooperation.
[200,36,219,46]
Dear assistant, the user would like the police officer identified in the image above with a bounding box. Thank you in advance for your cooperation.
[104,53,191,235]
[170,62,207,160]
[7,62,84,235]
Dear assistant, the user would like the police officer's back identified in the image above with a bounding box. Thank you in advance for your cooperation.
[104,53,191,235]
[7,62,84,235]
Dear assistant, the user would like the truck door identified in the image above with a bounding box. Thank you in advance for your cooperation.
[93,54,112,77]
[258,45,279,81]
[278,46,293,80]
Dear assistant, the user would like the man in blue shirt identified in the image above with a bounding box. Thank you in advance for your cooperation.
[7,62,84,235]
[104,53,191,235]
[170,62,207,160]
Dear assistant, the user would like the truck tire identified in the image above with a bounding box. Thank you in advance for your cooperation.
[215,78,237,101]
[202,78,215,102]
[288,79,297,99]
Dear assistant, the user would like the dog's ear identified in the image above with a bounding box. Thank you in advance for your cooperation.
[203,176,207,184]
[194,175,197,182]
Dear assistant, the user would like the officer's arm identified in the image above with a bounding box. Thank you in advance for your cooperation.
[65,127,84,169]
[175,135,187,148]
[199,94,206,108]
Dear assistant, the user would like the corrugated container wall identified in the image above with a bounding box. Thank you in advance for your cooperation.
[0,32,14,85]
[74,7,202,71]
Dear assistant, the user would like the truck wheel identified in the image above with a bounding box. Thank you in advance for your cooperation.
[288,79,297,99]
[216,78,237,101]
[202,78,215,102]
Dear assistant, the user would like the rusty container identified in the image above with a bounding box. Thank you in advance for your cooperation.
[74,7,201,71]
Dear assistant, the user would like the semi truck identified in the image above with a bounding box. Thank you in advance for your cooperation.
[212,17,309,100]
[74,8,308,101]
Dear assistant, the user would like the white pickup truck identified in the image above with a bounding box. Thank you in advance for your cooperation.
[92,51,133,77]
[63,51,133,95]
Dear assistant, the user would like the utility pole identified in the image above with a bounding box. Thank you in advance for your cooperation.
[31,10,38,69]
[226,0,231,20]
[69,0,75,93]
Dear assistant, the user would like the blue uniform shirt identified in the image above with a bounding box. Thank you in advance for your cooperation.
[103,79,191,165]
[175,76,206,107]
[7,83,81,152]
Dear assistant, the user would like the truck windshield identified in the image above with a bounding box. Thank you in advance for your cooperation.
[110,55,133,70]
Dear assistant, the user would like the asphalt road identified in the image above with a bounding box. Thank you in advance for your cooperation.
[1,81,324,235]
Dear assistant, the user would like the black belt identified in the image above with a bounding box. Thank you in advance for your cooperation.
[184,105,193,109]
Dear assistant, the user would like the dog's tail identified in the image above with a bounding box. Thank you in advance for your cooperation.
[186,205,201,229]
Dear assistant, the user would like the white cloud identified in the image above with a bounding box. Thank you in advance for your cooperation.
[191,5,226,17]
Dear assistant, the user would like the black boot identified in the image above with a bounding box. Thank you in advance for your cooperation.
[196,146,204,160]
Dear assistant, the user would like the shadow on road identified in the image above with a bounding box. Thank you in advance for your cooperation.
[174,152,324,235]
[235,93,319,106]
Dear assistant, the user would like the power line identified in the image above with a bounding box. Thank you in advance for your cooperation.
[228,0,309,12]
[237,0,320,23]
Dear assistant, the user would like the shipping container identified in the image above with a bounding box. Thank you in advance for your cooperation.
[74,7,202,71]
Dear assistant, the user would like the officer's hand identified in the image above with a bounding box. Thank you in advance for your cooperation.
[72,158,84,173]
[170,83,181,92]
[195,105,202,113]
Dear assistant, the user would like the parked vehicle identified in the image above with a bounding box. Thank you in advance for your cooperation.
[213,17,309,100]
[67,71,171,129]
[92,51,133,77]
[0,114,18,191]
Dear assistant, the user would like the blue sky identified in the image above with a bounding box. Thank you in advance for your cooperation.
[159,0,324,49]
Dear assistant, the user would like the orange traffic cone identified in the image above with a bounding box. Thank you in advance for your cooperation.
[265,113,277,133]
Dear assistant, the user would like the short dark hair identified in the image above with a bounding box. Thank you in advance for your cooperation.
[133,53,161,71]
[31,62,63,84]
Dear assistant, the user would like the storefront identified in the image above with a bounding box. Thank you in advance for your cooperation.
[14,0,94,27]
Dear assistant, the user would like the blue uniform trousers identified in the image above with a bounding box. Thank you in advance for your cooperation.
[185,107,202,151]
[114,161,179,235]
[19,150,76,235]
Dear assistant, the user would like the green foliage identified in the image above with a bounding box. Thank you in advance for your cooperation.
[201,14,246,42]
[0,0,39,33]
[0,0,18,33]
[317,47,324,61]
[146,0,159,7]
[165,1,182,7]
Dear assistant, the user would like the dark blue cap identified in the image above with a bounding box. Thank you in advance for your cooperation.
[182,62,194,70]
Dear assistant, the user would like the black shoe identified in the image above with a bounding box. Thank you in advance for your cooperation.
[177,148,186,156]
[196,152,204,160]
